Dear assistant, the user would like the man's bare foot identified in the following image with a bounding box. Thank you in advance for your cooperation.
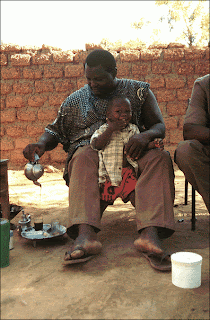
[64,224,102,261]
[134,227,164,255]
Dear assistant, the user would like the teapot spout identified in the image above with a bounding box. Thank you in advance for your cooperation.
[33,181,42,187]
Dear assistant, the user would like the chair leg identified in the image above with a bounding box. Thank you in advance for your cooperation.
[191,185,196,231]
[184,178,188,205]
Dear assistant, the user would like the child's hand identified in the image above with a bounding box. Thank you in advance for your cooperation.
[107,118,127,132]
[147,138,164,151]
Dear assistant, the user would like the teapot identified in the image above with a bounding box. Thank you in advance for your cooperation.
[24,153,44,186]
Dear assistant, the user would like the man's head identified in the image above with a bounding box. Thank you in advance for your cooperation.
[106,95,132,128]
[84,50,117,97]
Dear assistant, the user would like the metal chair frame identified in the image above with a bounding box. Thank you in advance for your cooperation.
[184,178,196,231]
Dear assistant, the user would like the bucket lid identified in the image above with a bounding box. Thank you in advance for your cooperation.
[171,252,202,265]
[0,218,9,225]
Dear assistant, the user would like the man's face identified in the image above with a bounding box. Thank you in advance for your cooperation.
[107,98,132,127]
[85,64,117,97]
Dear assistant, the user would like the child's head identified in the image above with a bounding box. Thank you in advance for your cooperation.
[106,95,132,126]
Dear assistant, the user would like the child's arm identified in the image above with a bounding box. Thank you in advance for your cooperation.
[91,119,126,150]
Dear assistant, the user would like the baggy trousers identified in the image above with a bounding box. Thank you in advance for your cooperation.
[175,140,210,212]
[67,145,175,239]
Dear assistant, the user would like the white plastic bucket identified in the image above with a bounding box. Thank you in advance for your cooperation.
[171,252,202,289]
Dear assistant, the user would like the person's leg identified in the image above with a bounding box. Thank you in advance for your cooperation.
[133,149,175,255]
[64,145,102,261]
[175,140,210,212]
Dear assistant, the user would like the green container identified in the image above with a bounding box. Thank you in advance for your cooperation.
[0,218,10,268]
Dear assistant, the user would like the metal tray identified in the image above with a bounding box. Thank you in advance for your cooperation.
[21,224,66,240]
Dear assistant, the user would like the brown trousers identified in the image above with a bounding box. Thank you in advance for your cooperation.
[67,145,175,239]
[175,140,210,212]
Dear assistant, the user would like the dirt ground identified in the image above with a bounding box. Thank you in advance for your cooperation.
[1,163,209,320]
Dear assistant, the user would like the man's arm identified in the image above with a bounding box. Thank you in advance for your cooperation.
[23,131,59,161]
[124,89,165,160]
[183,124,210,144]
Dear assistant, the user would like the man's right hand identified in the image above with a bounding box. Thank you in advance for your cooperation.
[23,143,45,161]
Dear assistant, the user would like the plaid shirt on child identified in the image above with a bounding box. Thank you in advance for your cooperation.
[90,123,140,186]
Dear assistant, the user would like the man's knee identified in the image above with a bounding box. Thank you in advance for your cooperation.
[71,145,99,166]
[175,140,202,166]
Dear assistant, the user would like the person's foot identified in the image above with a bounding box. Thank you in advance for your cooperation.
[134,226,164,255]
[64,224,102,261]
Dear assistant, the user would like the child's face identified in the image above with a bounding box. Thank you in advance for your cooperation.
[107,98,132,127]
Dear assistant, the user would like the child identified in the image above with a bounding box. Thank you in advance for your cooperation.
[90,94,163,204]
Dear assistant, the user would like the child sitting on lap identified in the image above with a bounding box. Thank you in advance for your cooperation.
[90,94,163,204]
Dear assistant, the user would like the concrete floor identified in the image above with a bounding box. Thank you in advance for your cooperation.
[1,166,209,319]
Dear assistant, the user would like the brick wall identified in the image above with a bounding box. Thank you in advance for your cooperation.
[1,42,209,168]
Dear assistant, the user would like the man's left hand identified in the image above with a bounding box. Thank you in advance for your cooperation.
[124,133,150,160]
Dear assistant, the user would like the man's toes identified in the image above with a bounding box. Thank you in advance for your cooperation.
[70,249,85,259]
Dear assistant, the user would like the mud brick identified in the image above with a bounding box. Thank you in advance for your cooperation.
[163,48,184,61]
[1,67,21,79]
[28,95,48,107]
[35,80,54,93]
[1,136,14,150]
[65,64,84,78]
[145,75,165,88]
[17,107,37,121]
[1,97,5,110]
[169,129,183,144]
[77,78,87,90]
[175,62,194,75]
[73,51,88,64]
[152,62,172,74]
[38,107,57,121]
[6,96,25,108]
[15,137,32,149]
[164,145,177,159]
[141,49,162,60]
[0,125,5,136]
[85,43,104,51]
[1,108,16,123]
[44,66,63,78]
[26,123,45,137]
[164,117,177,129]
[165,76,186,89]
[11,54,31,66]
[132,63,150,76]
[205,47,209,60]
[52,51,74,63]
[32,53,52,65]
[1,83,13,95]
[187,76,198,91]
[120,50,140,62]
[55,79,75,92]
[0,54,7,66]
[6,123,26,137]
[13,82,33,94]
[184,48,206,60]
[155,89,176,102]
[167,43,185,48]
[0,44,22,52]
[177,89,192,101]
[10,149,27,164]
[49,93,68,106]
[178,116,185,129]
[23,68,43,79]
[49,148,66,162]
[117,63,131,77]
[167,101,188,116]
[195,62,209,75]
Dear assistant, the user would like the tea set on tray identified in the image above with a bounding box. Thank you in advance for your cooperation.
[18,153,66,247]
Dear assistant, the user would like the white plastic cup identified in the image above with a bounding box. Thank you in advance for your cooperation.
[171,252,202,289]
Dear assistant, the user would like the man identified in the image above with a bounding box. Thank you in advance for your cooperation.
[23,49,175,270]
[175,74,210,212]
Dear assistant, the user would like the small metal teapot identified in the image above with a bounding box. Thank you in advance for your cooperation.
[24,153,44,186]
[18,210,31,234]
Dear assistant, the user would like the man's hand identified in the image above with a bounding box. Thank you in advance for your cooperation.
[23,143,45,161]
[124,133,150,160]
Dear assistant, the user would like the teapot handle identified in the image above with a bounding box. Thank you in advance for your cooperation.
[34,153,40,162]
